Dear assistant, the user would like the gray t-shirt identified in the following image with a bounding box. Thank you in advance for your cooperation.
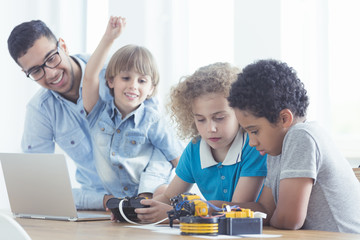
[265,121,360,233]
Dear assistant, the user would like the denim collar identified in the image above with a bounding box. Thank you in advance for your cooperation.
[110,100,146,128]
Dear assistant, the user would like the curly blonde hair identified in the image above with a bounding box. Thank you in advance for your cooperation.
[168,62,240,140]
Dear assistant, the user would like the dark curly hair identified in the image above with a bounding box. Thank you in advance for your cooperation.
[228,59,309,124]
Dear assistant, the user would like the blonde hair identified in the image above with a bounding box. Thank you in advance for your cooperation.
[168,62,240,140]
[105,44,159,97]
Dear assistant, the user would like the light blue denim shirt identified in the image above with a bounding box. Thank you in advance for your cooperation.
[88,99,184,198]
[21,54,158,209]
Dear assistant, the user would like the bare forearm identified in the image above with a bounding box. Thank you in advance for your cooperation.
[231,176,264,202]
[153,192,172,205]
[153,175,193,205]
[86,16,125,82]
[83,16,125,113]
[86,36,114,80]
[82,36,113,113]
[267,178,313,230]
[269,211,303,230]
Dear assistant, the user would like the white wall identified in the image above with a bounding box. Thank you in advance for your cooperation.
[234,0,282,68]
[0,0,86,210]
[106,0,192,107]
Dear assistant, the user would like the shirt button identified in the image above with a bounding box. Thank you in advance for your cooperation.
[131,140,136,145]
[28,145,32,150]
[223,189,228,193]
[119,166,123,169]
[124,187,128,191]
[112,152,115,156]
[221,176,225,180]
[70,140,75,145]
[101,127,105,131]
[80,109,84,114]
[218,165,223,169]
[117,129,121,133]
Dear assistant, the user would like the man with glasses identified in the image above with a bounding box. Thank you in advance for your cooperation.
[25,42,62,82]
[7,20,151,210]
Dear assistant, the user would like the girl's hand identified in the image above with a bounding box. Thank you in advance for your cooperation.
[135,199,172,223]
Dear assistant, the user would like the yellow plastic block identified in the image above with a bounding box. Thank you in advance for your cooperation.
[227,212,237,218]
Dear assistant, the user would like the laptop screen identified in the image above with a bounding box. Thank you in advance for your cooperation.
[0,153,79,219]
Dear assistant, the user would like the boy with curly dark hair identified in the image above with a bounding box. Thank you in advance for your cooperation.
[227,59,360,233]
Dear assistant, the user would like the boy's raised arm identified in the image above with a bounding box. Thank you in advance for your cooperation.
[82,16,126,113]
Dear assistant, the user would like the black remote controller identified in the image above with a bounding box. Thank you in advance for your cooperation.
[106,197,149,222]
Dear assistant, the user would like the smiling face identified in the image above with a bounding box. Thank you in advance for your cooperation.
[192,93,239,156]
[234,108,287,156]
[17,37,78,100]
[108,70,154,117]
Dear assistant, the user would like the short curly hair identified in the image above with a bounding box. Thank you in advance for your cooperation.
[168,62,239,140]
[228,59,309,124]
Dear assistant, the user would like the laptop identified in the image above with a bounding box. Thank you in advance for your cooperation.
[0,153,110,221]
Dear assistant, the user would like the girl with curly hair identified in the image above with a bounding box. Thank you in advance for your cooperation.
[135,62,267,223]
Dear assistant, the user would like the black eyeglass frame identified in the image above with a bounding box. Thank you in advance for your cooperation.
[25,42,62,81]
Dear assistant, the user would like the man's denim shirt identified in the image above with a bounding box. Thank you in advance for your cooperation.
[88,99,184,198]
[21,54,112,209]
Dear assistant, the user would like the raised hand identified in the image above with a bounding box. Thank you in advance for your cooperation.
[82,15,127,113]
[104,16,127,42]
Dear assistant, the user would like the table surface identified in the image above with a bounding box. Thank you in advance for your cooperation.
[13,212,360,240]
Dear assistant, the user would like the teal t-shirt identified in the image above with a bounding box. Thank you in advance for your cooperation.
[175,131,267,201]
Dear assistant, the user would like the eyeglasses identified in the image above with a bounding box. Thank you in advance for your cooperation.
[25,43,62,81]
